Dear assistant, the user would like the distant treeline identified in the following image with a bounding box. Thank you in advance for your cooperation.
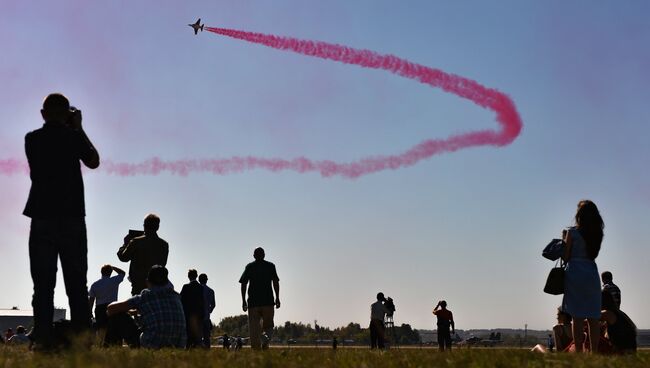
[215,315,421,345]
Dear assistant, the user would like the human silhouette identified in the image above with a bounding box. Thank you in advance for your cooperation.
[199,273,216,348]
[369,292,388,349]
[601,291,636,354]
[107,265,187,349]
[23,93,100,349]
[239,247,280,350]
[88,264,126,332]
[222,333,231,350]
[180,269,205,348]
[601,271,621,310]
[433,300,455,351]
[117,214,169,295]
[561,200,604,353]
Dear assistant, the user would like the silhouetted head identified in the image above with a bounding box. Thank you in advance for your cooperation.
[440,300,448,308]
[199,273,208,284]
[188,269,198,281]
[253,247,265,261]
[41,93,70,124]
[101,264,113,277]
[601,271,613,283]
[147,265,168,287]
[376,292,385,301]
[556,307,572,324]
[16,326,25,334]
[143,213,160,234]
[575,200,604,260]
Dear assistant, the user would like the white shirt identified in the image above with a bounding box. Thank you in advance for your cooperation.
[8,333,30,345]
[89,273,125,305]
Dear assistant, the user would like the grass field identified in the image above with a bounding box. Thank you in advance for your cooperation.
[1,347,649,367]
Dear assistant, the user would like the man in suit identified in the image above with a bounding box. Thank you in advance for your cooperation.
[180,269,205,348]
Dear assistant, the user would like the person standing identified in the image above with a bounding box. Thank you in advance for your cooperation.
[199,273,216,348]
[369,292,388,350]
[180,269,205,348]
[239,247,280,350]
[23,93,100,348]
[117,214,169,295]
[601,271,621,310]
[88,264,126,331]
[562,200,604,353]
[433,300,455,351]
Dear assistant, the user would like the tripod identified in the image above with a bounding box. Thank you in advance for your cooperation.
[384,314,399,349]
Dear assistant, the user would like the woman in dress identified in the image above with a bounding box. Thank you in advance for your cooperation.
[562,200,604,353]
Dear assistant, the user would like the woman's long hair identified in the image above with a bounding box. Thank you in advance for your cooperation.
[575,200,604,259]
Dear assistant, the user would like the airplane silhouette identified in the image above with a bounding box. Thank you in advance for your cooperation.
[188,18,204,35]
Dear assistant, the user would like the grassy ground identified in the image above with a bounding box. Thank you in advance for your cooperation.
[1,347,649,368]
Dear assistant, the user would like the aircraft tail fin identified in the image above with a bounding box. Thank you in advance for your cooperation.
[201,25,204,31]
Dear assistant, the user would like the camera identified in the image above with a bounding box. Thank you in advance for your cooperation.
[384,297,396,317]
[66,106,81,128]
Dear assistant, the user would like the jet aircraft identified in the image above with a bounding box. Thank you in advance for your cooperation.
[188,18,204,35]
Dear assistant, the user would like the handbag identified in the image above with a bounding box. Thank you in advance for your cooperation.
[542,239,565,261]
[544,259,566,295]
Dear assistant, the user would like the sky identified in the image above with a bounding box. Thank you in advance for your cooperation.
[1,1,649,331]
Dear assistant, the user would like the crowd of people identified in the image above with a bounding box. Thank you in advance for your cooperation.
[14,93,639,353]
[532,201,637,355]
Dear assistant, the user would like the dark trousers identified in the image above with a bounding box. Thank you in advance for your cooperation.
[186,314,203,348]
[202,319,212,348]
[104,313,140,348]
[369,319,385,349]
[29,218,91,346]
[438,329,452,351]
[94,304,109,329]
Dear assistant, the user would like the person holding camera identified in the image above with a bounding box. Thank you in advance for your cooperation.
[23,93,100,349]
[433,300,455,351]
[117,214,169,295]
[369,292,389,349]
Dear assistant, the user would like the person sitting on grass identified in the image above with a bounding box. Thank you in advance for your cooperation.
[7,326,31,346]
[600,291,636,354]
[107,265,187,349]
[531,308,573,353]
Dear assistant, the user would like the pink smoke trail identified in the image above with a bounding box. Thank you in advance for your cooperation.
[1,27,522,178]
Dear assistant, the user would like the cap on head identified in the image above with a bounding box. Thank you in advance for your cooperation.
[253,247,265,260]
[143,213,160,232]
[16,326,25,334]
[188,269,198,280]
[147,265,168,287]
[199,273,208,284]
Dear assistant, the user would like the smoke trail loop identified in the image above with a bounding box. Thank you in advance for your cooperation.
[1,27,523,178]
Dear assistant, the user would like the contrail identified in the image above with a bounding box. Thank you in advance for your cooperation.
[1,27,522,178]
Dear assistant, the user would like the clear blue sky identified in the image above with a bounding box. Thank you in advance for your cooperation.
[1,1,649,330]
